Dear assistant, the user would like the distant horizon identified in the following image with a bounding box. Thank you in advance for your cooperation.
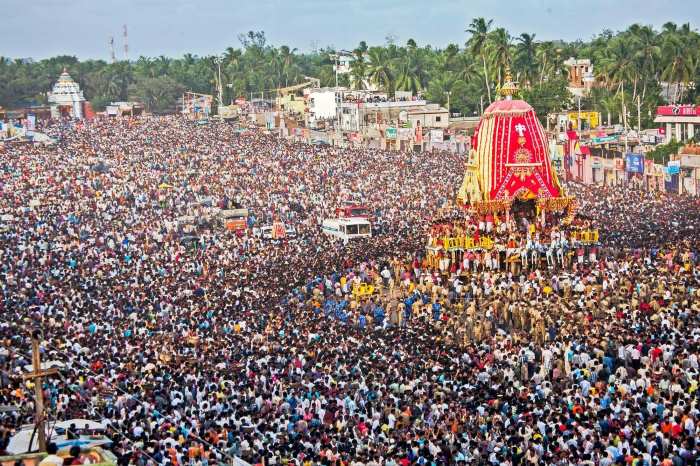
[2,0,699,60]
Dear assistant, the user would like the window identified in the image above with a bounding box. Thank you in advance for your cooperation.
[358,224,370,235]
[346,225,359,235]
[436,116,441,122]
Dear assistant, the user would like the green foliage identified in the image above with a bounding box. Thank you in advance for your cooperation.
[646,139,684,164]
[521,78,572,122]
[1,21,698,120]
[128,76,185,114]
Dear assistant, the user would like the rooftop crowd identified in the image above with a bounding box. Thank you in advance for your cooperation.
[0,116,699,466]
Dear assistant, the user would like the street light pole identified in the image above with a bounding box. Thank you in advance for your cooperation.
[215,58,224,107]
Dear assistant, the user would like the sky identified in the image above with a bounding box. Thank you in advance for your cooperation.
[3,0,699,60]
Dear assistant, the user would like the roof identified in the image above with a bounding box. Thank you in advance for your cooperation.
[483,99,533,115]
[407,106,448,115]
[324,217,371,226]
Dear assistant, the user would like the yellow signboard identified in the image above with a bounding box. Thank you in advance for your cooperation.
[568,111,600,129]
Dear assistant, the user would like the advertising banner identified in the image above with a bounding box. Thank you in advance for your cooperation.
[385,127,397,139]
[625,153,644,174]
[397,128,412,140]
[430,129,443,142]
[656,105,699,117]
[667,160,680,175]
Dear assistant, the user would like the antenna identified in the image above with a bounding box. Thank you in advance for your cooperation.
[109,36,116,63]
[123,24,129,61]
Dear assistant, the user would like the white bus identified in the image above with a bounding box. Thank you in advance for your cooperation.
[321,218,372,243]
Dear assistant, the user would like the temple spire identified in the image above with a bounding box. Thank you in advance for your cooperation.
[499,67,518,100]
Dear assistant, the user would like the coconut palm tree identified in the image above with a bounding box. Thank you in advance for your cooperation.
[366,47,395,94]
[396,47,429,94]
[279,45,298,86]
[661,32,695,103]
[349,47,367,90]
[466,17,493,102]
[628,24,660,100]
[488,28,512,86]
[515,33,537,87]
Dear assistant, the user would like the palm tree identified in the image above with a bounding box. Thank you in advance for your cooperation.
[628,24,660,100]
[366,47,395,94]
[396,47,429,94]
[349,47,367,90]
[661,33,695,102]
[455,53,480,83]
[466,17,493,102]
[426,72,457,107]
[488,28,512,86]
[279,45,298,86]
[515,33,537,87]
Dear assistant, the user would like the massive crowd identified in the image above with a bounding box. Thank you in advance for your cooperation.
[0,116,699,466]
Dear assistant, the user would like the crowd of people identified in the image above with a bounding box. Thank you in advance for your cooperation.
[0,115,699,466]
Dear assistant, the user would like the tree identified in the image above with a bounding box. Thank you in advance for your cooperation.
[487,27,512,86]
[128,76,185,114]
[366,47,395,94]
[349,47,367,90]
[466,17,493,103]
[515,33,537,87]
[396,47,429,94]
[521,77,572,123]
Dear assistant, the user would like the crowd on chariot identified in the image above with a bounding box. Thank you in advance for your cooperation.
[0,115,699,466]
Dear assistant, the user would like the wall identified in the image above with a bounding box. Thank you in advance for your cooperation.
[408,111,448,129]
[308,91,337,120]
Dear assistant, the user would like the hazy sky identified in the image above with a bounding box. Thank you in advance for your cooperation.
[3,0,699,60]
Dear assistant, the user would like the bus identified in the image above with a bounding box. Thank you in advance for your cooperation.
[335,202,370,219]
[322,218,372,243]
[218,208,249,231]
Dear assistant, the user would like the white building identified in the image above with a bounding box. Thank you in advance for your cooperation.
[407,104,449,129]
[331,50,354,75]
[306,87,345,128]
[337,92,427,132]
[48,69,86,119]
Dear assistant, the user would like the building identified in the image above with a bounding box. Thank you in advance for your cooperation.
[678,146,700,195]
[331,50,354,75]
[654,105,698,143]
[276,94,306,115]
[563,57,595,97]
[306,87,344,129]
[336,91,427,132]
[407,104,449,129]
[48,68,87,119]
[106,102,144,117]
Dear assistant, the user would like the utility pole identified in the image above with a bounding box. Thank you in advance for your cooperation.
[215,58,224,107]
[577,96,582,131]
[637,95,642,134]
[123,25,129,62]
[109,37,116,64]
[445,91,451,118]
[480,95,484,116]
[22,330,59,452]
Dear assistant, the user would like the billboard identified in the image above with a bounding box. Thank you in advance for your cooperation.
[625,153,644,174]
[656,105,699,117]
[667,160,680,175]
[385,127,397,139]
[430,129,444,142]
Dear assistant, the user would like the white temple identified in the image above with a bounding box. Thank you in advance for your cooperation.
[48,68,86,119]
